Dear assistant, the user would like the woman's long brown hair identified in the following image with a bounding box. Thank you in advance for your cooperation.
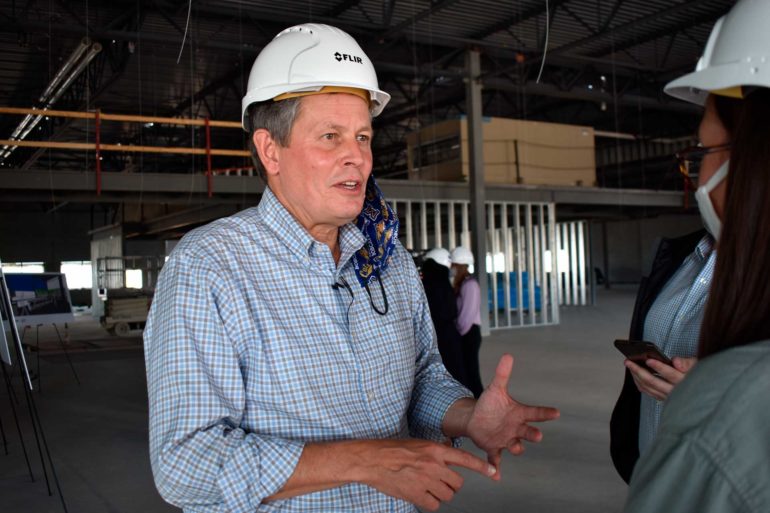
[699,89,770,357]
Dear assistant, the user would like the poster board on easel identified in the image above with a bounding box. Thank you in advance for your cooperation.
[2,273,75,329]
[0,268,34,386]
[0,264,69,511]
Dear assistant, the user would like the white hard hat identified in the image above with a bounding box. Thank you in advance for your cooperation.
[241,23,391,130]
[424,248,451,269]
[665,0,770,105]
[450,246,474,266]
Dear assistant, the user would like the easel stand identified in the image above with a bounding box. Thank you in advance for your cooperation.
[20,323,81,392]
[0,402,8,455]
[1,267,68,513]
[2,359,35,477]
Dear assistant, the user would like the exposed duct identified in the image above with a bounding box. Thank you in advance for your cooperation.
[1,38,102,162]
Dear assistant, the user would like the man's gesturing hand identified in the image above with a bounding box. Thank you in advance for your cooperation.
[465,354,560,477]
[357,439,496,511]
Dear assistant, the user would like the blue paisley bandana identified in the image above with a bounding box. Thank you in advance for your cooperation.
[353,175,399,289]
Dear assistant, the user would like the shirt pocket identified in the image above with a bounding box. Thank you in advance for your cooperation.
[352,287,416,406]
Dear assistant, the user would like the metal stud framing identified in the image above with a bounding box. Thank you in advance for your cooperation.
[391,198,570,330]
[555,220,591,307]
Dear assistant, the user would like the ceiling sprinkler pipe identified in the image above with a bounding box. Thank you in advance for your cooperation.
[1,40,101,162]
[7,114,33,139]
[46,42,102,106]
[1,37,87,156]
[39,37,91,103]
[15,43,103,143]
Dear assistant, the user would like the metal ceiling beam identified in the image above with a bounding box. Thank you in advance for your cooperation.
[588,6,730,59]
[169,64,244,117]
[375,85,464,126]
[1,15,670,78]
[548,0,727,57]
[377,59,680,117]
[148,0,187,36]
[381,0,465,40]
[0,18,264,55]
[597,0,624,33]
[559,3,641,65]
[383,0,397,27]
[484,78,699,113]
[468,0,571,40]
[377,74,698,127]
[323,0,362,18]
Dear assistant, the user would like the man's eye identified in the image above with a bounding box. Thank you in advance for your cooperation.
[357,134,371,142]
[322,133,337,140]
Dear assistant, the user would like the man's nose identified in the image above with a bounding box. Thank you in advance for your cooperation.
[342,137,366,166]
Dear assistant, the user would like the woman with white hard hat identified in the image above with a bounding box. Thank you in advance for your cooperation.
[609,4,748,479]
[625,1,770,511]
[450,246,484,398]
[421,248,467,386]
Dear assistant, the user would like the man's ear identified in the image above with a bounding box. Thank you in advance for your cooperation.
[252,129,280,177]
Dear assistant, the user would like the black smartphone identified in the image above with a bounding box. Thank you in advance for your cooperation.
[614,339,673,369]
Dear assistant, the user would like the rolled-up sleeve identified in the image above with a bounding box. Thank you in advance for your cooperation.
[403,256,472,442]
[144,250,304,512]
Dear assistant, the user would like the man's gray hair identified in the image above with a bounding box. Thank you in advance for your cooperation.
[246,98,302,182]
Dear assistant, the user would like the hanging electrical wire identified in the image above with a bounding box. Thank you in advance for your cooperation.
[535,0,550,84]
[176,0,193,64]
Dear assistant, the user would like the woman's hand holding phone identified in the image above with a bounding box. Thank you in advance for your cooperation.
[626,356,697,401]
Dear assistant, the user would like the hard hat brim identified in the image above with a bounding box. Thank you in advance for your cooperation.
[241,82,390,130]
[665,61,770,106]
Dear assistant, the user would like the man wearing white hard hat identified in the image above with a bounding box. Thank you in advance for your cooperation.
[144,24,558,513]
[623,0,770,511]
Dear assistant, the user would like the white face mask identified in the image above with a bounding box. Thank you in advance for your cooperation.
[695,159,729,240]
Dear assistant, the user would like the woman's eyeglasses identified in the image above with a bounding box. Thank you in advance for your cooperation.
[674,143,731,190]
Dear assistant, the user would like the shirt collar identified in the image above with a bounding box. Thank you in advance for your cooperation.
[256,187,365,266]
[695,234,715,260]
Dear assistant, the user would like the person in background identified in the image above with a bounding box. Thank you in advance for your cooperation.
[144,23,559,513]
[625,1,770,511]
[421,248,467,386]
[451,246,484,398]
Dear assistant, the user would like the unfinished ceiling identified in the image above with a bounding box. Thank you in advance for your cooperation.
[0,0,733,199]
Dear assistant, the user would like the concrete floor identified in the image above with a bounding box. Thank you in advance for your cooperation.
[1,288,634,513]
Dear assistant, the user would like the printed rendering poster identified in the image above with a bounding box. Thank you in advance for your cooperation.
[3,273,75,327]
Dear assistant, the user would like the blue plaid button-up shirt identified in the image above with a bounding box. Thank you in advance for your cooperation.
[638,235,715,456]
[144,187,471,513]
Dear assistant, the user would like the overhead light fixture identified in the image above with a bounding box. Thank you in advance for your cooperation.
[1,38,102,161]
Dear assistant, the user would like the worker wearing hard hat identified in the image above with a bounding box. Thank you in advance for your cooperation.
[421,248,467,386]
[144,24,558,513]
[450,246,484,398]
[623,0,770,511]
